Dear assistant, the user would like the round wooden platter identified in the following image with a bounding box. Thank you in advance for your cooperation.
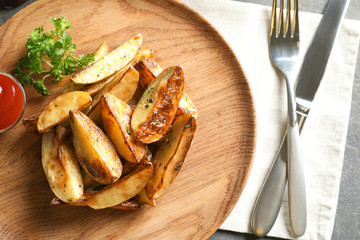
[0,0,256,239]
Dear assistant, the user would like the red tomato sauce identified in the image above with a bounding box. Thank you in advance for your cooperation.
[0,73,25,131]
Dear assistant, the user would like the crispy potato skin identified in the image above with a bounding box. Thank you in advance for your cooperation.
[37,91,92,133]
[134,58,163,89]
[146,114,196,200]
[86,162,153,209]
[101,93,147,163]
[70,110,122,185]
[132,66,184,144]
[42,130,84,203]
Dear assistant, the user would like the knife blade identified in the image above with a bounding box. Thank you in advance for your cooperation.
[251,0,350,237]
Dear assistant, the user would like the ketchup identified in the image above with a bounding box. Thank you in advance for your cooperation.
[0,72,25,131]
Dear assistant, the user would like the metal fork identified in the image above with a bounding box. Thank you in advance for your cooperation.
[251,0,306,237]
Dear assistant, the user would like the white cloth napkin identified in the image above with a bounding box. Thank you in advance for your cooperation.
[180,0,360,239]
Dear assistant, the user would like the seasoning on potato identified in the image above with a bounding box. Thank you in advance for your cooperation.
[131,66,184,144]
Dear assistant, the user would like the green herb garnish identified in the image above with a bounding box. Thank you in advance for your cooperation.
[14,16,95,96]
[175,162,183,171]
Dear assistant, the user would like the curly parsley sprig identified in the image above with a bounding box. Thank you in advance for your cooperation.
[14,16,95,96]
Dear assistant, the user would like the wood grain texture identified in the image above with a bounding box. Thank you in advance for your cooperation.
[0,0,256,239]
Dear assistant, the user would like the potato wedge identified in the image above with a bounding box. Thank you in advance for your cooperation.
[42,130,84,203]
[107,67,139,103]
[134,58,163,89]
[50,197,141,210]
[71,34,143,84]
[37,91,92,133]
[70,110,122,185]
[86,162,153,209]
[131,66,184,144]
[101,93,147,163]
[146,113,196,200]
[88,67,139,128]
[135,59,198,120]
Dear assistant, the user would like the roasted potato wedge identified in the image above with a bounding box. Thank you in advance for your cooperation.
[107,67,139,103]
[50,197,141,210]
[86,162,153,209]
[37,91,92,133]
[87,67,139,128]
[135,59,198,120]
[70,110,122,185]
[42,130,84,203]
[134,58,163,89]
[146,113,196,200]
[101,93,147,163]
[71,34,143,84]
[131,66,184,144]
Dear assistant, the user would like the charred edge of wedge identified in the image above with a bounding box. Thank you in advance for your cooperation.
[132,66,184,144]
[50,197,141,210]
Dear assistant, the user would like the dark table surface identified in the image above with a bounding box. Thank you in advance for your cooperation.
[1,1,359,239]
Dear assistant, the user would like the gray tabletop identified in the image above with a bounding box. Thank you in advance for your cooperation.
[1,1,359,239]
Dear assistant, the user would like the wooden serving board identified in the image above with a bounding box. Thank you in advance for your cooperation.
[0,0,256,239]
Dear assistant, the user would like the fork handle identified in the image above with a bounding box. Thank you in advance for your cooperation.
[288,120,306,236]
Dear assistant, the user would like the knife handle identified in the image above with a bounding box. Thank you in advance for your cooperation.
[251,112,307,237]
[287,120,307,237]
[250,133,287,237]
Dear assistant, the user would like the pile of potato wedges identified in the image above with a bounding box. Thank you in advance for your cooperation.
[23,34,198,210]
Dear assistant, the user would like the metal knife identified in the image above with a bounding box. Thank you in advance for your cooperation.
[251,0,350,237]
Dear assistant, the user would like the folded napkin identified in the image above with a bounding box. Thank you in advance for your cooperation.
[181,0,360,239]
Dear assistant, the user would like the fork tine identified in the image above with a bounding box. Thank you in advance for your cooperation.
[278,0,284,37]
[285,0,291,37]
[270,0,277,39]
[293,0,299,40]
